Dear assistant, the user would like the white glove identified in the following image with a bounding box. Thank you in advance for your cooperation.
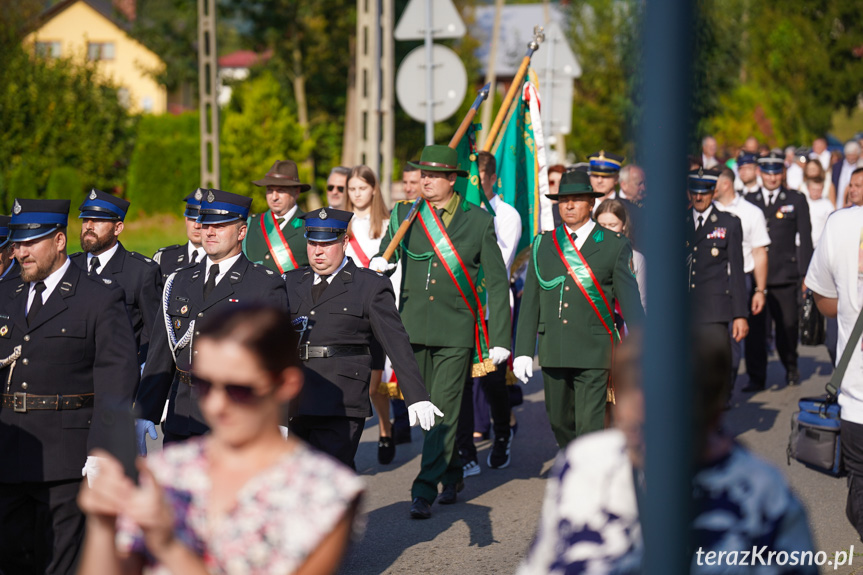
[81,455,107,488]
[279,425,289,439]
[408,400,444,431]
[369,256,396,273]
[513,355,534,384]
[135,418,158,456]
[488,347,511,366]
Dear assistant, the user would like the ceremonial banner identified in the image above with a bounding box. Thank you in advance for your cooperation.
[454,123,495,214]
[492,70,552,253]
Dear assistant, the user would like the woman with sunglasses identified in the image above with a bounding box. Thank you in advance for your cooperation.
[76,305,364,575]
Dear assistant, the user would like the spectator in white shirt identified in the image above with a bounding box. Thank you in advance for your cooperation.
[804,203,863,540]
[702,135,719,169]
[804,173,834,247]
[831,141,863,209]
[811,137,832,172]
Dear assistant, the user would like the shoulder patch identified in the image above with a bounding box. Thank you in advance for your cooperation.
[592,229,604,243]
[102,278,113,285]
[157,244,182,252]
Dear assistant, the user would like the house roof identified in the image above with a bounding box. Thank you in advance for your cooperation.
[218,49,273,69]
[471,3,568,76]
[34,0,132,32]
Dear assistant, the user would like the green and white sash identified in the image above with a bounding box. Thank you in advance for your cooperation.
[257,211,299,273]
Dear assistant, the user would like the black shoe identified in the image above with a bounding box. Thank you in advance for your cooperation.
[393,427,412,445]
[378,436,395,465]
[438,481,464,505]
[410,497,432,519]
[786,367,800,386]
[742,379,765,393]
[488,429,513,469]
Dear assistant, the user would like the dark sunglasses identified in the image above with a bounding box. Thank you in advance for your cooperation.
[327,185,345,192]
[191,375,272,405]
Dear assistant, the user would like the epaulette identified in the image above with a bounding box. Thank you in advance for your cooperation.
[397,199,413,205]
[69,251,84,258]
[357,267,385,278]
[157,244,182,252]
[250,262,277,277]
[128,250,157,265]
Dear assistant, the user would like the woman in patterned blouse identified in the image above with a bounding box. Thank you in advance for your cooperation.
[77,305,365,575]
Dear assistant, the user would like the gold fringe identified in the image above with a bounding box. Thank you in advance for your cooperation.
[471,358,498,378]
[377,381,404,400]
[505,369,518,386]
[606,386,616,405]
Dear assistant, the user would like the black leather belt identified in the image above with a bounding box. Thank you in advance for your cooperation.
[3,392,94,413]
[299,344,370,361]
[176,369,192,385]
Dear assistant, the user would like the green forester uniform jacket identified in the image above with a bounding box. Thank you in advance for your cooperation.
[377,196,511,351]
[515,224,645,368]
[242,208,309,272]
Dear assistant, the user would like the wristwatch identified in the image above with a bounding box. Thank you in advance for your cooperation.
[754,288,768,295]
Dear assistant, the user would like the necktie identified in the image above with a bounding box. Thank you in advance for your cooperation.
[27,281,47,326]
[89,256,101,275]
[770,193,778,206]
[570,232,578,243]
[312,275,330,303]
[276,216,285,228]
[696,215,703,231]
[190,250,199,265]
[203,264,219,301]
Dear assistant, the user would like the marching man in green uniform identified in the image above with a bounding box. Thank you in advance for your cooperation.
[243,160,310,272]
[513,170,645,448]
[371,145,512,519]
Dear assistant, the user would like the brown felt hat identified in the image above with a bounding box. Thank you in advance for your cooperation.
[252,160,311,191]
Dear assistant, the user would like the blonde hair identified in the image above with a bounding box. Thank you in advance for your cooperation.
[345,165,390,240]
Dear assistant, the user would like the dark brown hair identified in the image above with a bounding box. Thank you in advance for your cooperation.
[594,199,632,242]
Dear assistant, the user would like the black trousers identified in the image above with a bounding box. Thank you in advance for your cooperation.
[746,282,799,383]
[841,419,863,540]
[456,366,511,463]
[0,479,84,575]
[290,415,365,469]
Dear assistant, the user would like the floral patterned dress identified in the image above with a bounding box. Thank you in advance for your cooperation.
[116,438,364,574]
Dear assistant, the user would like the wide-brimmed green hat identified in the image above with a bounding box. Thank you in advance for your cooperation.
[407,145,468,177]
[546,170,603,199]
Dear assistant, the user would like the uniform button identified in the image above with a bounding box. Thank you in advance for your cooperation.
[692,271,696,276]
[198,312,204,317]
[692,259,696,263]
[23,335,30,342]
[563,303,569,308]
[432,262,438,267]
[22,358,28,365]
[563,319,569,324]
[21,382,28,390]
[265,254,271,259]
[564,286,570,291]
[61,328,66,333]
[429,296,434,301]
[195,331,200,336]
[691,284,696,288]
[694,247,698,252]
[431,279,436,284]
[194,350,198,355]
[343,308,347,311]
[310,310,316,315]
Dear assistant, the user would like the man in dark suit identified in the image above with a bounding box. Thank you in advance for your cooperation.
[153,189,206,279]
[371,145,512,519]
[243,160,310,272]
[0,215,19,282]
[285,208,438,469]
[135,190,288,449]
[513,170,644,447]
[685,168,749,384]
[0,199,139,575]
[69,189,162,363]
[744,151,814,389]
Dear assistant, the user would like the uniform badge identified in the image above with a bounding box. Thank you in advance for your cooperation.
[776,211,784,219]
[194,188,203,201]
[711,247,719,257]
[89,189,97,200]
[207,190,215,203]
[180,305,188,315]
[710,213,718,223]
[592,229,604,243]
[319,209,328,219]
[779,192,786,200]
[628,255,635,275]
[0,326,8,337]
[174,318,182,329]
[13,200,21,215]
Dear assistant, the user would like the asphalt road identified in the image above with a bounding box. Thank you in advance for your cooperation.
[338,344,862,575]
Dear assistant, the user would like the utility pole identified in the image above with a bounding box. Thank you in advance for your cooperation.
[479,0,503,149]
[197,0,219,188]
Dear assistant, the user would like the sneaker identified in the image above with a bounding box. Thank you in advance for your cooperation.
[463,459,481,477]
[488,429,512,469]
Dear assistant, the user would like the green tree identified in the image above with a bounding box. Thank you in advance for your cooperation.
[45,166,84,207]
[220,71,314,213]
[0,45,135,210]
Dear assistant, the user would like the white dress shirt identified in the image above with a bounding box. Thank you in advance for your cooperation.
[203,252,242,287]
[486,195,523,278]
[691,205,714,230]
[761,187,782,206]
[187,242,205,264]
[346,213,385,265]
[275,205,298,230]
[86,241,120,273]
[27,258,71,313]
[565,220,596,250]
[714,195,771,273]
[314,257,349,285]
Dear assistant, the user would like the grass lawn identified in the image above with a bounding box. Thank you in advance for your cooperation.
[66,213,187,258]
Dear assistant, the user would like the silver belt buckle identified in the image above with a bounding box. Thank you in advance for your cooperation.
[13,391,26,413]
[298,343,309,361]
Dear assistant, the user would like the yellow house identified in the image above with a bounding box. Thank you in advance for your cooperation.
[23,0,167,114]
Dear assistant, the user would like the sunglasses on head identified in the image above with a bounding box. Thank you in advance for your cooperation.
[191,375,272,405]
[327,185,345,192]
